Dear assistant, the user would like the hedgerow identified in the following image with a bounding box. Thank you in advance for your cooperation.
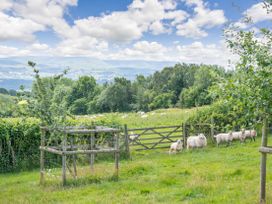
[0,117,121,173]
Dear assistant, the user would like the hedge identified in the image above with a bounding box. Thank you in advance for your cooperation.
[0,117,122,173]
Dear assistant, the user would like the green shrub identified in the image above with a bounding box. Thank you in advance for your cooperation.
[0,117,122,173]
[0,118,40,172]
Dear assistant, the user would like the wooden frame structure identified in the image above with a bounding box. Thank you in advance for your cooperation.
[39,126,120,185]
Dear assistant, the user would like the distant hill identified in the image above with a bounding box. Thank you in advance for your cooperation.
[0,57,176,90]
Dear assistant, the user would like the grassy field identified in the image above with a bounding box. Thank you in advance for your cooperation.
[0,138,271,203]
[75,107,201,128]
[0,107,271,204]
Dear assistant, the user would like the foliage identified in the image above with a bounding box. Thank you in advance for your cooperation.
[0,118,40,172]
[179,66,223,108]
[90,77,133,113]
[148,92,174,110]
[29,63,70,128]
[0,63,229,117]
[0,94,17,117]
[209,16,272,125]
[68,76,99,115]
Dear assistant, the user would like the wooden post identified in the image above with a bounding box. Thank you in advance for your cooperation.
[114,133,120,178]
[40,129,45,185]
[124,124,130,159]
[260,117,268,204]
[211,117,215,143]
[71,137,77,179]
[183,123,186,149]
[62,132,67,186]
[90,134,95,173]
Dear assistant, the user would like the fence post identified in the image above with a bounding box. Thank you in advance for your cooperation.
[124,124,130,159]
[114,133,120,179]
[90,134,95,174]
[211,117,215,143]
[183,123,187,149]
[62,131,67,186]
[260,117,268,204]
[40,128,45,185]
[71,137,77,179]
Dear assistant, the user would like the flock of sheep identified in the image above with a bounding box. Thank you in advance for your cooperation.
[169,129,257,154]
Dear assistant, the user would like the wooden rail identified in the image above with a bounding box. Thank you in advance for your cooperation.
[124,125,186,151]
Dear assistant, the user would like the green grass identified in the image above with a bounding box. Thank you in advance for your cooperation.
[75,107,202,128]
[1,107,271,203]
[0,138,271,204]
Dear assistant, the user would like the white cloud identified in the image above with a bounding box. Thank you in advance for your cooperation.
[73,0,188,42]
[232,2,272,30]
[0,45,30,57]
[110,40,169,61]
[0,0,12,11]
[149,21,169,35]
[176,0,227,38]
[0,0,233,68]
[0,12,45,41]
[31,43,49,50]
[175,41,236,67]
[53,36,108,58]
[245,2,272,23]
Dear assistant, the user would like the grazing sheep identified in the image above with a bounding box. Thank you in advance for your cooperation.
[232,131,246,142]
[169,139,183,154]
[214,132,233,146]
[129,132,139,141]
[243,129,257,141]
[187,133,207,149]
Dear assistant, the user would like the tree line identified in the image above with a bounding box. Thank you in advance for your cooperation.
[0,63,231,117]
[41,63,230,115]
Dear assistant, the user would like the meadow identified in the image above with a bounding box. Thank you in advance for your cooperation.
[0,138,271,204]
[0,107,271,204]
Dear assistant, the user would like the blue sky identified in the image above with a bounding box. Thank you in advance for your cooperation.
[0,0,271,68]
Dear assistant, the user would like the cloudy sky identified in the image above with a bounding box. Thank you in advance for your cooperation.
[0,0,271,68]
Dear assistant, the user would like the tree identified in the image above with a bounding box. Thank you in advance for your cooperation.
[149,92,174,110]
[178,66,223,108]
[93,77,133,112]
[28,61,70,127]
[68,76,99,115]
[0,88,8,95]
[212,3,272,127]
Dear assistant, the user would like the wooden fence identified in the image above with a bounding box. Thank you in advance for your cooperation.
[121,124,189,153]
[121,122,214,154]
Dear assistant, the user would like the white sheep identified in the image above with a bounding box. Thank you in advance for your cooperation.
[186,133,207,149]
[243,129,257,141]
[169,139,183,154]
[214,132,233,146]
[231,131,246,142]
[129,132,139,141]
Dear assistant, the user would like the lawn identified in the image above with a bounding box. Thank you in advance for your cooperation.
[0,137,271,204]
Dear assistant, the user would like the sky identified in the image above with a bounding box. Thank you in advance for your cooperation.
[0,0,271,69]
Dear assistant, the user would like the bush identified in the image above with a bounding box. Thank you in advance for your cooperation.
[0,118,40,172]
[0,117,122,173]
[186,100,263,135]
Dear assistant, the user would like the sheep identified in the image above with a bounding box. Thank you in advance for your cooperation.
[129,132,139,141]
[231,131,246,142]
[169,139,183,154]
[186,133,207,149]
[243,129,257,141]
[214,132,233,146]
